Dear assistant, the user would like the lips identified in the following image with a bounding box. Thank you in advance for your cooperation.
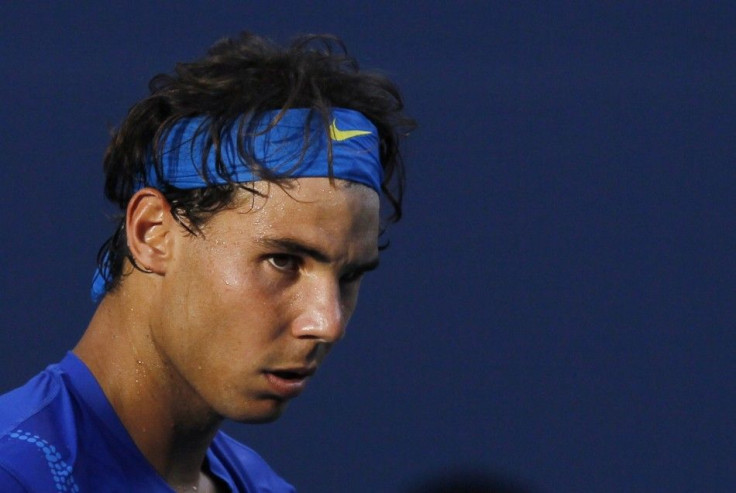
[263,366,316,399]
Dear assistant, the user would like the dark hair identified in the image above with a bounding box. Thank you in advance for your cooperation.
[98,31,415,294]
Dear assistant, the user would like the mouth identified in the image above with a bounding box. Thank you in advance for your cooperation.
[263,366,316,399]
[270,367,316,379]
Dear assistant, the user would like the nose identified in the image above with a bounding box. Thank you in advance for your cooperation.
[290,278,346,343]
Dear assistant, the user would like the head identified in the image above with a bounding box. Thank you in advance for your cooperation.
[91,32,413,422]
[97,31,414,297]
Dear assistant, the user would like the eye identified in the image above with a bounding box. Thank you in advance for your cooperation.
[267,254,300,272]
[340,269,366,284]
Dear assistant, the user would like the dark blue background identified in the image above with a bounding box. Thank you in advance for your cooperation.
[1,2,734,491]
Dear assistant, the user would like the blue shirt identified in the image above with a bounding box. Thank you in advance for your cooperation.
[0,352,295,492]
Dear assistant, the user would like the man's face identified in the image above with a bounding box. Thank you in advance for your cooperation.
[151,178,380,422]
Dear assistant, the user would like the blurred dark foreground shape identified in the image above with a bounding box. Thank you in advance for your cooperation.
[404,469,538,493]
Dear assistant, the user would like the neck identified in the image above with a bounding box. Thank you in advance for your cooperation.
[74,278,223,488]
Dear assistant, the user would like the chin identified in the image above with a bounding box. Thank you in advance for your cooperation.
[228,401,290,424]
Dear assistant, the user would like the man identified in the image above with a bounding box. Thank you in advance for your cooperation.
[0,32,413,492]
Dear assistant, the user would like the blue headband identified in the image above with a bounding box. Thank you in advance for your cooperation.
[91,108,381,302]
[143,108,382,192]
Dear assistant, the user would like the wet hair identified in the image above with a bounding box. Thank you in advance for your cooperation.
[98,31,415,294]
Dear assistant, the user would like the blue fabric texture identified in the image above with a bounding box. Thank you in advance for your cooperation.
[145,108,381,193]
[0,353,295,492]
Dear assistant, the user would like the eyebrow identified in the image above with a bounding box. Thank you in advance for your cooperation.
[258,237,380,272]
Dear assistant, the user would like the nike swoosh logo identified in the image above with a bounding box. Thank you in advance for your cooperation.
[329,119,372,141]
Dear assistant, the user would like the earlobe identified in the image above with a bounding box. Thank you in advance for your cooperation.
[126,188,173,275]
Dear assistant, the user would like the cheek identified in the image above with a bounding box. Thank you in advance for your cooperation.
[181,251,290,340]
[163,248,250,344]
[340,283,363,322]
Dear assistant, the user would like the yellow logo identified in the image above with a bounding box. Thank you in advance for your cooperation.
[329,119,372,141]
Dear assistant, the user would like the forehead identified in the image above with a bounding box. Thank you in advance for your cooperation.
[203,178,380,252]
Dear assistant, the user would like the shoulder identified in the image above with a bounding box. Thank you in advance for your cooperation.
[0,464,28,492]
[210,431,296,493]
[0,364,62,437]
[0,364,76,491]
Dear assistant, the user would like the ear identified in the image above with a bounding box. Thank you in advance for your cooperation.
[125,188,174,275]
